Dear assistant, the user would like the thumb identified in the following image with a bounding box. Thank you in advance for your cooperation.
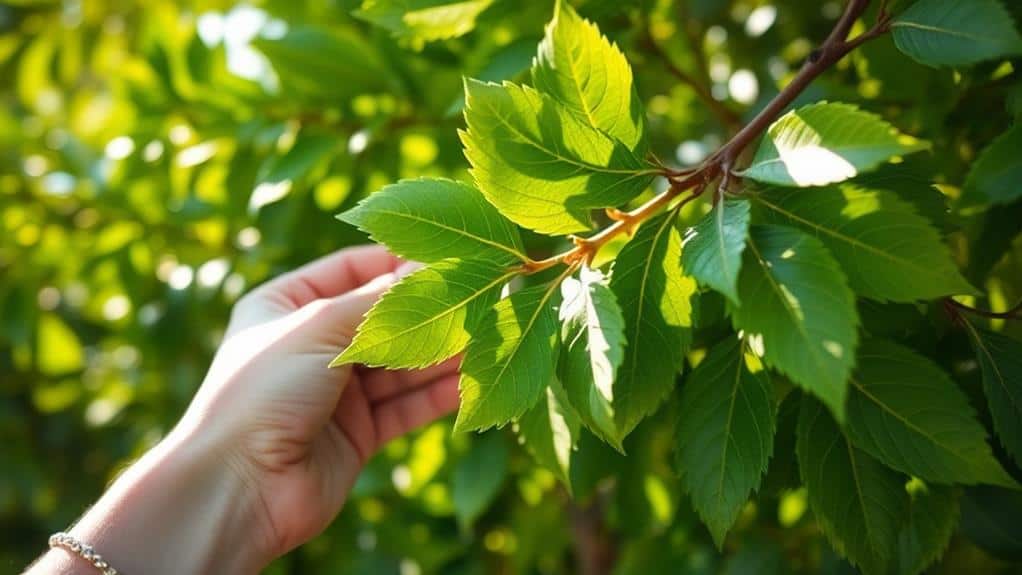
[293,271,399,353]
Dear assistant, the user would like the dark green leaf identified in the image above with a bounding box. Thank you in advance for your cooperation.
[797,396,908,575]
[961,485,1022,561]
[892,0,1022,68]
[963,322,1022,466]
[730,225,858,420]
[452,431,509,529]
[254,27,392,102]
[960,126,1022,209]
[896,482,960,575]
[845,339,1017,487]
[675,336,776,547]
[752,185,976,302]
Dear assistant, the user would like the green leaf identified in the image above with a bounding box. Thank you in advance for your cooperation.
[675,336,776,547]
[254,27,392,102]
[451,431,508,529]
[558,267,626,449]
[455,282,562,431]
[963,322,1022,466]
[531,0,645,150]
[339,178,525,264]
[517,378,582,487]
[681,199,750,306]
[797,396,908,575]
[36,314,84,376]
[961,486,1022,561]
[892,0,1022,68]
[333,259,513,369]
[752,185,977,302]
[730,225,858,421]
[896,482,960,575]
[610,212,697,439]
[355,0,495,43]
[960,126,1022,209]
[760,390,801,496]
[845,339,1017,487]
[258,132,336,186]
[740,102,928,187]
[461,79,655,235]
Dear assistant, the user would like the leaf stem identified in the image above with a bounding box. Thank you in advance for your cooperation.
[523,0,887,275]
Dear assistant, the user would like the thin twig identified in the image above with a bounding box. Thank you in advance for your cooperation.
[523,0,886,274]
[642,31,742,130]
[947,298,1022,321]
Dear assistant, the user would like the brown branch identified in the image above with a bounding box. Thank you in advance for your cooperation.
[641,31,742,130]
[947,298,1022,321]
[523,0,886,274]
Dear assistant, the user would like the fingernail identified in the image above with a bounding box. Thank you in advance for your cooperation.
[395,260,424,279]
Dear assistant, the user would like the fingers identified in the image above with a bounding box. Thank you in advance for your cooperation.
[259,244,403,308]
[371,375,460,446]
[358,357,461,404]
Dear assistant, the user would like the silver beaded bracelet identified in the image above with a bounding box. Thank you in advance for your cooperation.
[49,532,120,575]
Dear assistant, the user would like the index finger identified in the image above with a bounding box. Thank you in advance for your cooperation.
[253,244,402,310]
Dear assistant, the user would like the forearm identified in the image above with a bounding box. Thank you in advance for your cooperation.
[28,423,274,575]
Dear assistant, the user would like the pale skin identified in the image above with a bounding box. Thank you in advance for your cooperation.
[27,245,461,574]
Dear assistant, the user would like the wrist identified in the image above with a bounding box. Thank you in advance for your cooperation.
[60,424,275,574]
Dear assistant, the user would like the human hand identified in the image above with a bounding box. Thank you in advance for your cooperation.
[193,244,460,557]
[28,245,460,575]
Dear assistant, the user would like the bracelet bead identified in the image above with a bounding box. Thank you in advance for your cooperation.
[49,532,119,575]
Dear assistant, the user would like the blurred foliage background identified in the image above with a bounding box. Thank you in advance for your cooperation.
[2,0,1022,573]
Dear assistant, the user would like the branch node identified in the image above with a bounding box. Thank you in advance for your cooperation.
[605,208,629,222]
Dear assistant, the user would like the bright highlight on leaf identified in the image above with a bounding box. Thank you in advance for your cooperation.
[355,0,496,43]
[752,185,977,302]
[740,102,928,187]
[532,0,645,151]
[892,0,1022,68]
[558,267,626,449]
[681,199,750,306]
[517,378,582,488]
[333,259,513,369]
[461,79,654,235]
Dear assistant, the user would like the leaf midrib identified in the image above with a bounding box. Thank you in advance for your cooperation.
[368,208,526,261]
[351,270,515,354]
[745,235,831,384]
[752,194,945,279]
[477,88,649,177]
[848,377,968,468]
